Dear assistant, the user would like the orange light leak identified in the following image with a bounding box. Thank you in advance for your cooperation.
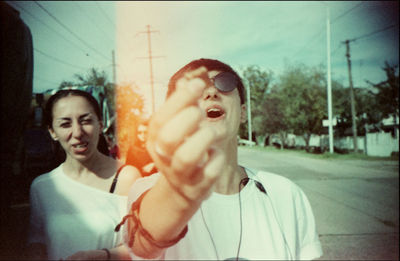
[114,2,171,163]
[114,2,216,163]
[115,83,145,162]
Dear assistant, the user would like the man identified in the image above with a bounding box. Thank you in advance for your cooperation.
[117,58,323,260]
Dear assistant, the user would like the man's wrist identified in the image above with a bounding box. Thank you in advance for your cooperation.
[158,174,202,210]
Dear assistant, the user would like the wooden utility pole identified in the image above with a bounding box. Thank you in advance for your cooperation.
[344,39,358,152]
[136,25,164,114]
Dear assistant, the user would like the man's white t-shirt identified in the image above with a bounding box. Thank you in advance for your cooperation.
[125,168,323,260]
[28,164,127,260]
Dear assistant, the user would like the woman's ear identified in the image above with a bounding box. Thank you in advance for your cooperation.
[240,104,247,123]
[48,127,58,141]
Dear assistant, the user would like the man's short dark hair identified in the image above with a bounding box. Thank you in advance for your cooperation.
[167,58,246,104]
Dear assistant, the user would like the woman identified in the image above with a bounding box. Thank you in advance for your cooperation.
[27,89,141,260]
[118,59,323,260]
[125,119,157,176]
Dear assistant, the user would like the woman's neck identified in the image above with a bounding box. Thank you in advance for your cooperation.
[63,151,107,178]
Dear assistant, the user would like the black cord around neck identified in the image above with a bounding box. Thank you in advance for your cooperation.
[236,177,249,260]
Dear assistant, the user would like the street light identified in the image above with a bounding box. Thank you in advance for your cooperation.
[246,83,253,146]
[322,2,334,153]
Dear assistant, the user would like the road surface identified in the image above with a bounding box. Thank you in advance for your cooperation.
[238,146,399,260]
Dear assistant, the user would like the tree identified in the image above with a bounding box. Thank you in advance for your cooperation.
[276,63,327,150]
[73,68,116,115]
[367,61,399,125]
[262,87,289,148]
[239,65,273,144]
[333,84,381,136]
[115,83,145,161]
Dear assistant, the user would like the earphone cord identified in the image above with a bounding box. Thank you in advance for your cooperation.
[236,179,244,261]
[200,206,220,260]
[200,179,245,261]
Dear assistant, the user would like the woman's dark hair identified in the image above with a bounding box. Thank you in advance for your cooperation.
[44,89,102,129]
[167,58,246,104]
[44,89,109,160]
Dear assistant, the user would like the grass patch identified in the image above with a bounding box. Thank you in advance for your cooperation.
[239,145,399,161]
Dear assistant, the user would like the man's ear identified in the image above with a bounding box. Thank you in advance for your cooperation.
[240,104,247,123]
[48,127,58,141]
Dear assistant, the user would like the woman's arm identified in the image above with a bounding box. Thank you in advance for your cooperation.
[65,244,131,260]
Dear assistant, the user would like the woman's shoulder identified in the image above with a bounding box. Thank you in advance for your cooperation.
[119,164,141,181]
[114,163,142,195]
[31,164,63,188]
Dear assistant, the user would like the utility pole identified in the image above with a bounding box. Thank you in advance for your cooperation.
[246,84,252,145]
[344,39,358,152]
[136,25,164,114]
[325,4,334,153]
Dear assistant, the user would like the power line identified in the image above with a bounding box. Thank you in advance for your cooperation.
[94,1,132,51]
[74,2,114,46]
[34,48,87,70]
[349,24,396,42]
[34,1,111,62]
[10,1,99,60]
[331,2,364,24]
[95,1,116,29]
[292,2,366,59]
[34,75,61,85]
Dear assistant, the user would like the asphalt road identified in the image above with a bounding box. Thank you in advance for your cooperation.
[238,146,399,260]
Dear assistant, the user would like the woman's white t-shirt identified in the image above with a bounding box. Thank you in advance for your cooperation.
[28,164,127,260]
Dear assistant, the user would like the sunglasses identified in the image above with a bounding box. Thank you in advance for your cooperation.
[210,72,239,93]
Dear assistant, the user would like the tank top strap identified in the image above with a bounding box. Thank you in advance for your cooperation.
[109,164,127,193]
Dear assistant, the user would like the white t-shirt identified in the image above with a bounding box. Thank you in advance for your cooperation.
[125,168,323,260]
[28,164,127,260]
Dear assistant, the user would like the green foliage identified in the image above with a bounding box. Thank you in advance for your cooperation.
[276,63,327,148]
[333,85,381,136]
[58,68,116,115]
[237,61,397,151]
[74,68,108,87]
[367,61,399,122]
[239,65,273,142]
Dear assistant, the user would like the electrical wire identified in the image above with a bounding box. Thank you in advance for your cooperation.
[349,24,396,42]
[331,2,364,24]
[95,1,133,51]
[34,48,87,70]
[34,75,61,85]
[74,2,115,45]
[293,2,366,59]
[34,1,111,62]
[10,1,98,59]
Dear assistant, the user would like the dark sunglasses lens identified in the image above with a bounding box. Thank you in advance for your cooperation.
[214,72,238,92]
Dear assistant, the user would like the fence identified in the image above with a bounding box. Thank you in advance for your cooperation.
[270,131,399,157]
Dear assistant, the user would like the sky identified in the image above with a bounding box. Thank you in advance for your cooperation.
[6,1,399,115]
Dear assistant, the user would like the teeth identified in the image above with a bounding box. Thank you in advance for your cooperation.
[207,107,224,118]
[74,143,87,148]
[207,108,221,113]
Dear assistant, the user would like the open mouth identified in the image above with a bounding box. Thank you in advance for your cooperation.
[72,142,89,153]
[206,105,225,120]
[72,142,88,148]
